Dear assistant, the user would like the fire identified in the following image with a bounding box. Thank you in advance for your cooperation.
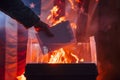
[47,5,66,26]
[17,0,98,79]
[45,2,84,64]
[48,48,80,63]
[17,74,26,80]
[80,58,84,62]
[68,0,81,10]
[68,0,75,9]
[70,22,77,29]
[71,53,79,63]
[48,48,67,63]
[47,5,59,24]
[52,16,66,26]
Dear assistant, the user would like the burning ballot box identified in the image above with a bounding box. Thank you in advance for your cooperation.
[25,21,98,80]
[25,0,98,79]
[36,21,76,54]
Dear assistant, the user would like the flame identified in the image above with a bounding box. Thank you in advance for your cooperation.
[80,58,84,62]
[52,16,66,26]
[48,48,67,63]
[68,0,75,9]
[45,2,84,64]
[17,74,26,80]
[48,48,80,63]
[70,22,77,29]
[68,0,81,10]
[47,5,66,26]
[47,5,59,25]
[71,53,79,63]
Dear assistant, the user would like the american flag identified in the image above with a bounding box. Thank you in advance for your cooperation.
[0,0,65,80]
[0,0,41,80]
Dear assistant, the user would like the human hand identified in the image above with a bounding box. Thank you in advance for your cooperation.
[34,21,54,37]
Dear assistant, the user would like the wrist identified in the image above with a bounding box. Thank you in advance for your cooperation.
[34,20,41,28]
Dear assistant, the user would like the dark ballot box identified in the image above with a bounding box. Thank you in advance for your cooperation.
[24,63,98,80]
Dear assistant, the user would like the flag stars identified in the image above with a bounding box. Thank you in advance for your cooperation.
[30,2,35,9]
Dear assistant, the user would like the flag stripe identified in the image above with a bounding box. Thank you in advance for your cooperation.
[0,12,6,80]
[17,24,28,76]
[5,15,18,80]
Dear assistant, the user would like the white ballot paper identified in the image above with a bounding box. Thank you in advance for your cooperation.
[36,21,76,54]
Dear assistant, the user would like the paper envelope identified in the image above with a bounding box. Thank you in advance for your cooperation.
[36,21,76,54]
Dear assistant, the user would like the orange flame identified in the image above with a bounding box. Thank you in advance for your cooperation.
[17,74,26,80]
[68,0,81,10]
[45,3,84,64]
[47,5,59,25]
[68,0,75,9]
[47,5,66,26]
[70,22,77,29]
[49,48,67,63]
[52,16,66,26]
[17,0,98,79]
[48,48,81,64]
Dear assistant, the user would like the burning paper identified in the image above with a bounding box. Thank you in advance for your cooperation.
[36,21,75,54]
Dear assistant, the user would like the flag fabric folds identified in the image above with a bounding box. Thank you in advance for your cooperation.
[0,0,41,80]
[0,0,66,80]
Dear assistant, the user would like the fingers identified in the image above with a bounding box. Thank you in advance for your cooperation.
[41,24,54,37]
[34,21,54,37]
[44,27,54,37]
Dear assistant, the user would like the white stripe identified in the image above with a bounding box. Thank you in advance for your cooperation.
[5,15,18,80]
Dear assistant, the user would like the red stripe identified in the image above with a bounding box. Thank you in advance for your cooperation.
[0,14,6,80]
[17,24,28,76]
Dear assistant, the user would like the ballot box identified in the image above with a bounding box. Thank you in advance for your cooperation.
[26,21,98,80]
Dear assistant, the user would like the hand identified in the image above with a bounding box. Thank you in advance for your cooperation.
[34,21,54,37]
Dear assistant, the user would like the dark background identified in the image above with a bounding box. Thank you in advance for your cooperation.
[93,0,120,80]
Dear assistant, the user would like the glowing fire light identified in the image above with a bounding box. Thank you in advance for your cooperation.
[71,53,79,63]
[47,5,66,26]
[80,58,84,62]
[46,3,85,64]
[47,5,59,21]
[70,22,77,29]
[48,48,80,63]
[46,3,80,63]
[49,48,66,63]
[68,0,81,10]
[17,74,26,80]
[17,0,98,79]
